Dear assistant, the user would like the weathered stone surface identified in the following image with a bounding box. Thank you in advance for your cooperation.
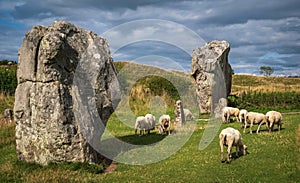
[14,20,120,165]
[191,40,232,114]
[3,108,13,123]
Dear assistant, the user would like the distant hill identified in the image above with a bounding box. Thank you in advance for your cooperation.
[231,74,300,95]
[115,61,300,95]
[114,62,300,112]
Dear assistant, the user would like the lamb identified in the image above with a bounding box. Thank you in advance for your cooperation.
[238,109,248,128]
[223,107,240,122]
[158,114,171,135]
[244,112,267,134]
[266,111,282,132]
[183,108,195,121]
[219,127,247,163]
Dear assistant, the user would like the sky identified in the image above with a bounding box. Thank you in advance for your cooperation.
[0,0,299,75]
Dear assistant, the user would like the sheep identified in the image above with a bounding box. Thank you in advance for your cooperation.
[266,111,282,132]
[219,127,247,163]
[183,108,195,121]
[158,114,171,135]
[223,107,240,122]
[3,108,13,123]
[244,112,267,134]
[134,116,151,135]
[145,113,156,130]
[222,107,230,123]
[134,114,156,135]
[239,109,248,128]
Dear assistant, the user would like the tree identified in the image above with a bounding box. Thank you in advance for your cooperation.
[259,66,274,76]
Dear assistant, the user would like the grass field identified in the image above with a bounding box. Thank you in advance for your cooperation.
[1,62,300,182]
[1,113,299,182]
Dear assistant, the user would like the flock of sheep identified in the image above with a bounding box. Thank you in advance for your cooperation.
[134,100,194,136]
[220,107,283,163]
[134,102,284,164]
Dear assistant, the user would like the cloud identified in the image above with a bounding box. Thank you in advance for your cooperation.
[0,0,299,75]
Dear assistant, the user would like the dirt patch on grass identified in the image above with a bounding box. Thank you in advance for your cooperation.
[103,158,117,174]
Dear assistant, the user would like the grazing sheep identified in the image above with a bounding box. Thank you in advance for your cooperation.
[158,114,171,135]
[183,108,195,121]
[266,111,282,132]
[222,107,231,123]
[3,108,13,123]
[223,107,240,122]
[145,113,156,130]
[135,116,151,135]
[244,112,267,134]
[219,127,247,163]
[239,109,248,128]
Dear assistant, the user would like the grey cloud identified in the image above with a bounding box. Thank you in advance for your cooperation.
[1,0,300,75]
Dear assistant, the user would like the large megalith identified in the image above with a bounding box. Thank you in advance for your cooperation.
[191,40,232,114]
[14,20,120,165]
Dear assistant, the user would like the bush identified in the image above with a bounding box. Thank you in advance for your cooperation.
[0,67,17,95]
[228,91,300,112]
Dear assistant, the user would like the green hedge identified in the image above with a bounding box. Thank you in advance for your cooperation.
[0,67,17,95]
[228,91,300,112]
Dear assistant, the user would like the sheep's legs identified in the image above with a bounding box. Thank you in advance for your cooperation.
[249,122,254,134]
[256,122,264,134]
[226,141,233,163]
[220,142,225,163]
[278,123,282,131]
[243,122,247,133]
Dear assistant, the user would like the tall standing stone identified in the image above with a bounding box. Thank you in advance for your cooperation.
[191,40,232,114]
[14,20,120,165]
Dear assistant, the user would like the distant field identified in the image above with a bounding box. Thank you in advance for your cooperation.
[231,74,300,94]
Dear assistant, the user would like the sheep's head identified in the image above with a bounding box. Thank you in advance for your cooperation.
[162,119,169,128]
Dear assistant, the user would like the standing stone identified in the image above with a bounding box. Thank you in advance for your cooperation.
[14,20,120,165]
[3,108,13,123]
[174,100,186,127]
[191,40,232,114]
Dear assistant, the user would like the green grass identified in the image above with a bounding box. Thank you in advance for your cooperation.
[1,113,299,182]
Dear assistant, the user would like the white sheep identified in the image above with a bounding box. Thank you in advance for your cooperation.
[244,112,267,134]
[223,107,240,122]
[222,107,230,123]
[266,111,282,132]
[145,113,156,130]
[239,109,248,128]
[135,114,156,135]
[183,108,195,121]
[219,127,247,163]
[158,114,171,135]
[134,116,151,135]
